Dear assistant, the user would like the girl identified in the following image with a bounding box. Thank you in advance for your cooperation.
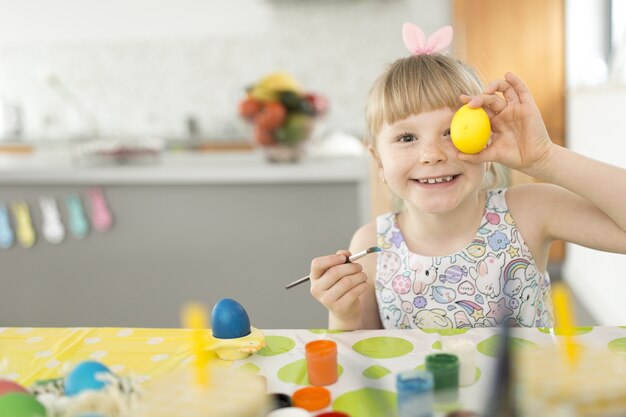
[309,24,626,330]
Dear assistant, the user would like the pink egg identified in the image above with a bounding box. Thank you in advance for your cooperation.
[0,379,28,396]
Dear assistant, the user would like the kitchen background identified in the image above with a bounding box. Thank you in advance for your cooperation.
[0,0,450,141]
[1,0,625,328]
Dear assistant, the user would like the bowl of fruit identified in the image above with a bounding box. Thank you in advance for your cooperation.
[238,72,328,163]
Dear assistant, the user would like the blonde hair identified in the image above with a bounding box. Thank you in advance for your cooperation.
[366,54,507,191]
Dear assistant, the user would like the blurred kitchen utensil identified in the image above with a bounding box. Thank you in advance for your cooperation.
[0,98,22,142]
[72,137,164,166]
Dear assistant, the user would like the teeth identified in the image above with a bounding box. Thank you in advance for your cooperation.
[418,176,454,184]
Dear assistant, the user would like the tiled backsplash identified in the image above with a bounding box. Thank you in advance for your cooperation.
[0,1,450,142]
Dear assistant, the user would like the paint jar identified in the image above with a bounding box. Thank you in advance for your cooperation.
[441,339,476,386]
[396,369,434,417]
[268,393,292,411]
[425,353,459,402]
[292,386,331,411]
[305,340,338,386]
[266,407,311,416]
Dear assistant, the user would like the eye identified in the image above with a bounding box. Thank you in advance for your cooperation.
[397,132,417,143]
[443,129,451,137]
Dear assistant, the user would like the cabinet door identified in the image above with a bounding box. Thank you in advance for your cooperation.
[453,0,565,261]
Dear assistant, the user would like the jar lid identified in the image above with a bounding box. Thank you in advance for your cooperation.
[292,386,331,411]
[425,353,459,370]
[396,369,434,394]
[266,407,311,417]
[305,340,337,356]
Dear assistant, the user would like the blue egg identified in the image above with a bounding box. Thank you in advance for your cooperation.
[211,298,251,339]
[65,361,112,396]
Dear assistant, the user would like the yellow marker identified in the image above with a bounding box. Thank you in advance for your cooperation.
[182,303,210,386]
[552,282,580,366]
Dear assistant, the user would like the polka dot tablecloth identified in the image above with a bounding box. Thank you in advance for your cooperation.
[1,326,626,416]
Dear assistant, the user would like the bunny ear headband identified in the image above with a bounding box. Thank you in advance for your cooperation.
[402,22,453,55]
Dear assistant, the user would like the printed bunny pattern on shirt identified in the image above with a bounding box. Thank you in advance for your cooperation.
[375,188,554,329]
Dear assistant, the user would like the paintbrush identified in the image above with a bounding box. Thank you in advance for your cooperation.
[285,246,381,289]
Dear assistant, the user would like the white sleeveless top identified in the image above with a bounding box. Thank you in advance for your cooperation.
[375,188,554,329]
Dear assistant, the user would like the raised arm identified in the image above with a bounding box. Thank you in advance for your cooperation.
[460,72,626,254]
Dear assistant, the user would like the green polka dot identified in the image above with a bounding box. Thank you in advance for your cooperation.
[432,341,443,350]
[237,363,260,374]
[333,388,396,417]
[415,364,482,384]
[309,329,346,334]
[477,335,539,358]
[257,336,295,357]
[472,367,482,384]
[353,337,413,359]
[363,366,391,379]
[618,326,626,329]
[554,327,593,336]
[538,327,593,335]
[608,337,626,353]
[277,358,343,386]
[421,328,469,336]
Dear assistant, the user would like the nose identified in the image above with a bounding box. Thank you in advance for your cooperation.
[418,139,448,164]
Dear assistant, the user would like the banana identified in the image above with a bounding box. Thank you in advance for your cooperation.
[250,72,301,101]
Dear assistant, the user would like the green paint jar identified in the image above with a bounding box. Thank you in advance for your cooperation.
[425,353,459,403]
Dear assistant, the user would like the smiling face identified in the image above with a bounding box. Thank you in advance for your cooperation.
[373,108,486,214]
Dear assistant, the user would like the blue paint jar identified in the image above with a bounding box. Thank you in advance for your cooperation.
[396,369,434,417]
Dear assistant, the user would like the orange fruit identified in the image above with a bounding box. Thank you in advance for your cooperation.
[253,124,275,146]
[256,101,287,130]
[239,97,262,119]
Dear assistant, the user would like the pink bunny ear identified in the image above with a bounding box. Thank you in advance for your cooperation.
[402,23,454,55]
[425,26,453,52]
[402,22,426,54]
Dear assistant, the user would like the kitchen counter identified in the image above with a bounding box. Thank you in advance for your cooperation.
[0,147,372,329]
[0,149,368,185]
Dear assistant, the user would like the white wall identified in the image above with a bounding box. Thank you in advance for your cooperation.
[564,0,626,325]
[0,0,451,141]
[565,0,611,88]
[563,86,626,325]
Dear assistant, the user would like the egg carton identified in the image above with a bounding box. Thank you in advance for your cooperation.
[515,348,626,417]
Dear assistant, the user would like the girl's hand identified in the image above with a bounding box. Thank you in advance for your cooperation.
[309,250,369,329]
[458,72,555,177]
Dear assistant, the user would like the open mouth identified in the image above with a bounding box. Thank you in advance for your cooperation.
[415,175,459,184]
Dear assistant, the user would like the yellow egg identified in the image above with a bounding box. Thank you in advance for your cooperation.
[450,104,491,154]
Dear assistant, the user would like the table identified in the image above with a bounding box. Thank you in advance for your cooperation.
[2,326,626,416]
